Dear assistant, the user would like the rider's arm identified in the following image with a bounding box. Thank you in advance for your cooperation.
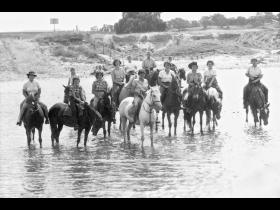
[92,82,97,95]
[111,70,116,84]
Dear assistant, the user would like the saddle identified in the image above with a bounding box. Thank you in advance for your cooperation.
[63,104,85,117]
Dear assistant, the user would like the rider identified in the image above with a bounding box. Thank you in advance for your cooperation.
[125,55,137,83]
[91,69,109,109]
[142,51,157,82]
[130,69,149,124]
[16,71,49,126]
[158,62,176,104]
[111,59,126,109]
[184,62,203,111]
[68,67,77,86]
[168,56,178,73]
[203,60,223,99]
[243,58,268,109]
[69,76,86,130]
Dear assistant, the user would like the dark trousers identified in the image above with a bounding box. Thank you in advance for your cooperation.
[69,99,79,125]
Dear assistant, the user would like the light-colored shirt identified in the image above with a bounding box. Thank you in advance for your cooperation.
[23,81,41,95]
[69,85,86,101]
[92,79,108,98]
[132,78,149,94]
[246,66,262,78]
[142,58,157,70]
[158,70,176,83]
[187,72,202,85]
[204,69,217,79]
[111,68,126,84]
[125,62,137,73]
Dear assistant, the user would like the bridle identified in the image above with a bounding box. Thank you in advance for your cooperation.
[142,89,161,115]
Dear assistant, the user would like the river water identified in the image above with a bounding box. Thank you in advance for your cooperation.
[1,63,280,197]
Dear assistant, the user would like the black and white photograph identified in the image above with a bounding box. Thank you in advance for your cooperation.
[0,12,279,198]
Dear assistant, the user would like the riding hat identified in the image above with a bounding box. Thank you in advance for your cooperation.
[26,71,37,77]
[113,59,122,66]
[72,75,80,82]
[188,62,198,69]
[138,69,146,75]
[207,60,214,66]
[251,58,258,63]
[164,61,171,67]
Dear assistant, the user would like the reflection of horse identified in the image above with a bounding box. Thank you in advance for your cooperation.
[246,85,270,127]
[182,85,207,135]
[48,101,103,147]
[161,76,182,137]
[119,86,162,148]
[90,92,115,139]
[22,93,45,148]
[205,87,222,131]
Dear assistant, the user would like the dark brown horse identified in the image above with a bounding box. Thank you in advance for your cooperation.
[161,76,182,136]
[182,85,207,135]
[48,101,103,147]
[246,84,270,127]
[90,92,116,139]
[22,94,45,148]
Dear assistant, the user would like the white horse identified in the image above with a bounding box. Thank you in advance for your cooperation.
[119,86,162,148]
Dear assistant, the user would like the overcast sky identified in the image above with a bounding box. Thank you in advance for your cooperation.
[0,12,277,32]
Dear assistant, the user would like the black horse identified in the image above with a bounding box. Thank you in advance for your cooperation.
[48,100,103,147]
[90,92,116,139]
[246,84,270,127]
[161,76,182,136]
[182,85,207,135]
[22,94,45,148]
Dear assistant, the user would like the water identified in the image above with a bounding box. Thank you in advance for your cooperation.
[1,67,280,198]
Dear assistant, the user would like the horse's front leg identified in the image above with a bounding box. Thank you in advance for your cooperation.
[167,112,172,137]
[84,127,90,147]
[108,121,111,137]
[140,123,145,149]
[212,112,216,131]
[103,121,106,140]
[126,122,133,146]
[162,111,165,130]
[206,109,211,131]
[150,122,154,148]
[191,115,195,135]
[32,128,35,142]
[246,107,249,123]
[38,126,43,148]
[199,111,204,135]
[77,128,82,147]
[174,112,179,136]
[26,128,32,148]
[121,117,127,145]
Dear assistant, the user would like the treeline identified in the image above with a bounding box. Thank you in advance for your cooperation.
[114,12,167,34]
[167,12,280,30]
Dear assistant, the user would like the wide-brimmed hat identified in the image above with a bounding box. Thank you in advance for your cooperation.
[207,60,214,65]
[164,61,171,67]
[188,62,198,69]
[138,69,146,75]
[113,59,122,66]
[251,58,258,63]
[72,75,80,82]
[26,71,37,77]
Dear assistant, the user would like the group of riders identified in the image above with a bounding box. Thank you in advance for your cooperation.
[16,50,269,129]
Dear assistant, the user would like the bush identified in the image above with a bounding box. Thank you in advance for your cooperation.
[149,34,172,43]
[112,35,138,43]
[52,46,78,58]
[37,33,84,45]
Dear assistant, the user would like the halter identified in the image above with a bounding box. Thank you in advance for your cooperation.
[142,89,161,115]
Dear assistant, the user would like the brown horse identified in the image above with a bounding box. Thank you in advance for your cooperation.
[22,93,45,148]
[48,101,103,147]
[246,84,270,127]
[182,85,208,135]
[161,76,182,136]
[90,92,116,139]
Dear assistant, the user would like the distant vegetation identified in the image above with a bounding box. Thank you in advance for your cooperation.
[114,12,167,34]
[167,12,280,30]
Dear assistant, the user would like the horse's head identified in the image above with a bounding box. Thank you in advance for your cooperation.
[260,103,270,126]
[86,102,103,136]
[178,68,186,81]
[148,86,162,111]
[63,85,70,95]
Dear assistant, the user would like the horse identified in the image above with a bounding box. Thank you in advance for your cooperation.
[119,86,162,148]
[246,84,270,127]
[182,85,207,135]
[90,92,115,139]
[48,100,103,147]
[22,93,45,148]
[205,87,222,131]
[161,76,182,137]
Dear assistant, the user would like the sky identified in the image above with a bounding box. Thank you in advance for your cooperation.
[0,12,277,32]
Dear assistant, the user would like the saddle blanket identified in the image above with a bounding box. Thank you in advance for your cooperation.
[63,106,72,117]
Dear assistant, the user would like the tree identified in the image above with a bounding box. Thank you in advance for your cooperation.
[114,12,167,34]
[200,16,213,29]
[235,16,248,26]
[167,18,191,30]
[191,20,200,27]
[211,13,228,28]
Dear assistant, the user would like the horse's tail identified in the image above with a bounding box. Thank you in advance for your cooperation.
[48,104,62,139]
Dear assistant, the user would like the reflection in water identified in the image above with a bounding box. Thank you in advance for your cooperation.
[0,71,279,197]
